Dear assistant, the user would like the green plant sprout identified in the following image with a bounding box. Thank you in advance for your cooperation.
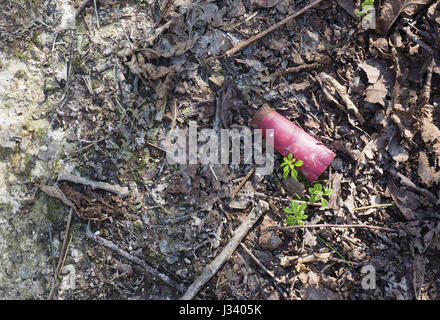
[281,153,304,179]
[356,0,374,19]
[308,183,333,207]
[284,201,308,226]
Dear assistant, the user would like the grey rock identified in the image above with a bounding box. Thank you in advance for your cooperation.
[229,198,250,210]
[282,177,306,196]
[258,231,283,251]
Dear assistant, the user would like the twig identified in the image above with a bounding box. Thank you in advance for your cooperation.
[47,222,56,274]
[239,243,277,280]
[57,173,130,198]
[390,169,439,205]
[12,0,56,31]
[419,57,435,107]
[275,62,319,76]
[48,208,74,300]
[180,200,270,300]
[72,131,115,154]
[154,157,167,185]
[402,26,433,55]
[268,224,397,232]
[75,0,92,19]
[225,0,324,57]
[329,256,360,266]
[209,165,219,181]
[354,203,394,211]
[223,11,260,31]
[86,222,186,292]
[93,0,100,28]
[231,166,255,199]
[154,0,173,28]
[146,141,173,154]
[318,72,365,124]
[159,214,192,225]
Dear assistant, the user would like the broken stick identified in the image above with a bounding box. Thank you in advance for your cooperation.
[57,173,130,198]
[180,200,269,300]
[231,166,255,199]
[86,222,186,293]
[225,0,324,57]
[268,223,397,232]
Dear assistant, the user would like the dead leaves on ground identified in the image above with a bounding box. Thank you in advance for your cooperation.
[376,0,432,35]
[39,182,126,222]
[418,152,440,187]
[360,59,392,107]
[420,104,440,159]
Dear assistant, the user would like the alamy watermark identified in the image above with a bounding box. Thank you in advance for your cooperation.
[163,123,275,175]
[361,264,377,290]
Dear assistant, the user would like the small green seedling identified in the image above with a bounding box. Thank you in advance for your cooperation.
[308,183,333,207]
[356,0,374,19]
[284,201,308,226]
[281,153,304,179]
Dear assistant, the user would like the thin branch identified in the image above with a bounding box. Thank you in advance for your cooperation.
[180,201,270,300]
[231,166,255,199]
[93,0,100,28]
[225,0,324,57]
[240,243,277,280]
[154,0,173,27]
[86,222,186,293]
[75,0,92,19]
[48,208,74,300]
[354,203,394,211]
[275,62,319,76]
[268,224,397,232]
[57,173,130,198]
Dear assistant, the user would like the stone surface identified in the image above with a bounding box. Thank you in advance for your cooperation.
[258,231,283,251]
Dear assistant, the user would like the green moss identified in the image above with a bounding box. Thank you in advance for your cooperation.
[51,159,63,176]
[14,51,27,60]
[46,198,67,226]
[91,79,100,89]
[23,118,50,140]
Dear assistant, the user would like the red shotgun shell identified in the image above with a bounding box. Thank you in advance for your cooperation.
[251,104,335,181]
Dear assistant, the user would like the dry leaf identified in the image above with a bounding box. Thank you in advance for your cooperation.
[360,59,392,107]
[387,139,409,164]
[39,184,74,208]
[418,152,440,187]
[365,77,388,106]
[252,0,282,8]
[420,104,440,157]
[386,180,418,220]
[155,71,176,121]
[318,72,365,124]
[328,173,343,210]
[376,0,431,35]
[335,0,358,18]
[235,58,267,72]
[142,62,171,81]
[412,253,426,299]
[360,61,382,84]
[391,107,416,139]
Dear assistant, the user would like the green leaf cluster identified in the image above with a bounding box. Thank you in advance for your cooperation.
[284,201,308,226]
[356,0,375,19]
[280,154,304,179]
[308,183,333,207]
